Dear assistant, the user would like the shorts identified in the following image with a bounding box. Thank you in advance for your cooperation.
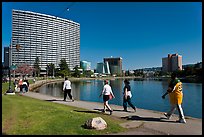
[103,95,110,102]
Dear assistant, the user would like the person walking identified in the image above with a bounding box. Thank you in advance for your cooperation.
[22,79,28,93]
[123,79,136,112]
[18,79,23,93]
[63,77,74,102]
[99,80,115,115]
[162,73,186,123]
[13,79,18,92]
[24,79,29,92]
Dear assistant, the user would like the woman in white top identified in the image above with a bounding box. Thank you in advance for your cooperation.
[99,80,115,115]
[63,77,74,101]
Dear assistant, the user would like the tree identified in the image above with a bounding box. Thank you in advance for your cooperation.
[83,70,94,77]
[58,58,70,77]
[47,63,55,77]
[13,63,34,77]
[33,57,41,77]
[72,65,80,77]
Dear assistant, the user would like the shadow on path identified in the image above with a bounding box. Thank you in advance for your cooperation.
[113,109,132,113]
[45,99,73,102]
[94,108,132,113]
[121,115,176,123]
[73,110,102,114]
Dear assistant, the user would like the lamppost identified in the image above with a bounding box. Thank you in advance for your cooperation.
[6,39,14,93]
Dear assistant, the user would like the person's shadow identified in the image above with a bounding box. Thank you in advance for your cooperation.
[121,115,176,123]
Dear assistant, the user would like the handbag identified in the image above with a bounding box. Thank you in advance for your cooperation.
[109,94,113,100]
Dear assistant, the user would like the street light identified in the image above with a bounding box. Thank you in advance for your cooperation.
[6,39,14,94]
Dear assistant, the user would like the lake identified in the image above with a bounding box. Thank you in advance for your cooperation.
[36,78,202,119]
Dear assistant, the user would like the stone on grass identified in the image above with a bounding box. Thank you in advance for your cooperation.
[85,117,107,130]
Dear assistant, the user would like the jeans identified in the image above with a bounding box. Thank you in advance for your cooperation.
[123,96,136,110]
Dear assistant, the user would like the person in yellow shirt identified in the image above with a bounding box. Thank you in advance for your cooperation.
[162,73,186,123]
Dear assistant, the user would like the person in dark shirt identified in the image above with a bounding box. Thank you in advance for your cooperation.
[123,79,136,112]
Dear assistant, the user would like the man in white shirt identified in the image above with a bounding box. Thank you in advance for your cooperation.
[63,77,74,102]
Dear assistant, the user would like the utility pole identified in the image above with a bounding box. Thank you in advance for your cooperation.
[6,38,14,94]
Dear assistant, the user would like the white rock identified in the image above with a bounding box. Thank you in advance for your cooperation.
[85,117,107,130]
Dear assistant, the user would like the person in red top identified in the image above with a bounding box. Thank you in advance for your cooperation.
[18,79,23,93]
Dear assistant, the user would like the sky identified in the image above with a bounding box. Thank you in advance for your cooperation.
[2,2,202,70]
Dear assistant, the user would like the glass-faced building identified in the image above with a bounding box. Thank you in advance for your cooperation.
[104,57,122,75]
[11,9,80,71]
[80,60,91,71]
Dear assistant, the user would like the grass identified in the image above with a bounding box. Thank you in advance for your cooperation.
[2,95,127,135]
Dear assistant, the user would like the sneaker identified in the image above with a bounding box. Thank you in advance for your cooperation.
[63,100,66,102]
[123,109,128,112]
[133,107,137,112]
[164,113,171,119]
[110,110,113,115]
[72,99,74,102]
[176,119,186,124]
[102,109,106,113]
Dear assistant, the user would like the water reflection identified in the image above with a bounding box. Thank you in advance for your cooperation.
[36,79,202,118]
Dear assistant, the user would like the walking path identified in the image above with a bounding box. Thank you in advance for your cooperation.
[15,79,201,135]
[23,90,202,135]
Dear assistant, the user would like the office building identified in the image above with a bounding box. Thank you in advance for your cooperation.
[4,47,10,68]
[96,62,105,74]
[104,57,122,75]
[162,53,182,72]
[104,61,110,74]
[11,9,80,73]
[80,60,91,71]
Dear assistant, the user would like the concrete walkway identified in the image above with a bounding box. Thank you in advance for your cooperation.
[22,91,202,135]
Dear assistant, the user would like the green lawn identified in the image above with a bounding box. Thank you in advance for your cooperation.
[2,95,127,135]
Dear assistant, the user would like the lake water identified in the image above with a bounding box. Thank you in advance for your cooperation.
[37,79,202,119]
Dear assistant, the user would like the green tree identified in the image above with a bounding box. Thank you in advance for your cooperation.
[47,63,55,77]
[33,57,41,77]
[58,58,70,77]
[83,70,94,77]
[72,65,80,77]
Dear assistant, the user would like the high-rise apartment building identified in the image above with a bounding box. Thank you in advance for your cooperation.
[11,9,80,72]
[104,57,122,75]
[162,53,182,72]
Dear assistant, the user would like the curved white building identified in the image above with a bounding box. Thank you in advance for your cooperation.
[11,9,80,72]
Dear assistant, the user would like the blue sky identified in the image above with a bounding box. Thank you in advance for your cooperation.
[2,2,202,70]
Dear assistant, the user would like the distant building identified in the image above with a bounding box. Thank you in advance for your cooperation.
[4,47,10,68]
[80,61,91,71]
[96,62,105,74]
[104,57,122,75]
[162,53,182,72]
[95,61,111,75]
[104,61,111,74]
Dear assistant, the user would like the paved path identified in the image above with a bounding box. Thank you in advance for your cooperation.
[22,91,202,135]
